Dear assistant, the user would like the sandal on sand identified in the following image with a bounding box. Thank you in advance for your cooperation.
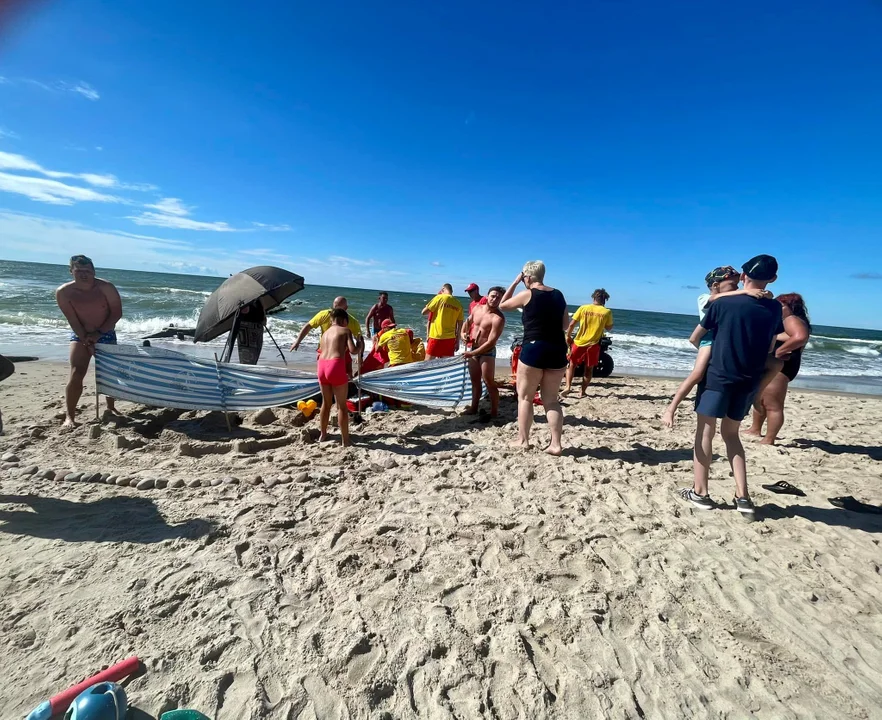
[828,496,882,515]
[761,481,806,497]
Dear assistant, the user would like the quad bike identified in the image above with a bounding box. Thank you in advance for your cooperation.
[510,336,614,379]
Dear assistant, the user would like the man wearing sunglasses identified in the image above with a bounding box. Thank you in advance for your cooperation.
[55,255,123,426]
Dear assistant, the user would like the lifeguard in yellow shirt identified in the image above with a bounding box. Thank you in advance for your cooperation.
[421,284,464,359]
[376,318,414,367]
[563,288,613,397]
[289,296,365,374]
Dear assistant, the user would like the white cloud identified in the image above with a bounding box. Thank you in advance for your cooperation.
[130,196,283,233]
[153,260,221,275]
[4,77,100,101]
[146,197,189,216]
[0,151,286,235]
[430,260,443,267]
[298,255,406,277]
[63,82,100,101]
[238,248,298,265]
[0,172,122,205]
[0,151,160,208]
[128,211,236,232]
[129,196,238,231]
[328,255,380,267]
[0,151,118,187]
[0,210,442,292]
[252,221,292,232]
[0,211,219,273]
[0,127,19,140]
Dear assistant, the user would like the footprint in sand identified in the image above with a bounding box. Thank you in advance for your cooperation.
[345,634,383,684]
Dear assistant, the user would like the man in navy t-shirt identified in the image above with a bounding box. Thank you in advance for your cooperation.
[679,254,784,518]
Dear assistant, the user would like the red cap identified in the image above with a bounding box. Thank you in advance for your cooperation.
[380,319,396,329]
[464,283,479,293]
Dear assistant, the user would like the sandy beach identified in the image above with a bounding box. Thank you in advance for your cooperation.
[1,360,881,719]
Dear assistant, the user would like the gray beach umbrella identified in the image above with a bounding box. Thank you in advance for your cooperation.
[194,266,305,343]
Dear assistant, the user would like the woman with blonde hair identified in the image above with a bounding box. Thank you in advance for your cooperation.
[500,261,570,455]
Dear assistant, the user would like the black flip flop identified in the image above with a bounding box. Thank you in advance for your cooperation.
[761,481,806,497]
[828,496,882,515]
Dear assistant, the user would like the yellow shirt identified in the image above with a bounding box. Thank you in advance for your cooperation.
[425,294,464,340]
[572,304,613,347]
[378,328,413,366]
[308,309,362,337]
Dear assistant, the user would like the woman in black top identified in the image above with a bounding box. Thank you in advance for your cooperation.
[500,260,570,455]
[747,292,811,444]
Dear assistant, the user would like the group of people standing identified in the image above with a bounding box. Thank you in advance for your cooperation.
[292,268,616,453]
[295,255,811,519]
[49,253,813,518]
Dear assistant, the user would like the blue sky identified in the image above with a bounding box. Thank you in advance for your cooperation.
[0,0,881,327]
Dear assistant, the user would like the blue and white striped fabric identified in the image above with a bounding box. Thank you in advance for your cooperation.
[95,344,320,411]
[357,356,477,409]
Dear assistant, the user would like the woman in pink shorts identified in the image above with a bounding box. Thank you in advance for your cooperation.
[317,308,358,445]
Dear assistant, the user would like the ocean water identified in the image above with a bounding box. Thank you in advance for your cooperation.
[2,259,882,395]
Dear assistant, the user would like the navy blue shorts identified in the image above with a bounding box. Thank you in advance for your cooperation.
[70,330,118,345]
[519,340,567,370]
[695,383,756,421]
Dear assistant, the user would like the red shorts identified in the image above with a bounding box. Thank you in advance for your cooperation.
[426,337,456,358]
[569,343,601,368]
[317,357,348,386]
[316,349,353,375]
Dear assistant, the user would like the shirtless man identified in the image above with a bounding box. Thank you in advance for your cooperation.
[365,292,395,339]
[463,286,506,418]
[317,308,358,446]
[55,255,123,426]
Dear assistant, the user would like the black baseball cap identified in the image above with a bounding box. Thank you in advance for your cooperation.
[742,254,778,281]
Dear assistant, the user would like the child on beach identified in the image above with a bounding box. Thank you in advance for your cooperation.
[317,308,358,446]
[662,266,771,428]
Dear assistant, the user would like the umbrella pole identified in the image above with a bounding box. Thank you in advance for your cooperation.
[264,323,287,365]
[214,352,233,433]
[95,367,100,421]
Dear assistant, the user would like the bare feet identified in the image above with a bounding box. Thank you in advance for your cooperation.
[560,388,572,398]
[743,428,762,438]
[543,443,562,456]
[510,439,531,450]
[759,437,776,445]
[579,388,587,398]
[341,438,352,447]
[318,432,330,442]
[661,409,675,428]
[462,408,478,416]
[62,416,78,428]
